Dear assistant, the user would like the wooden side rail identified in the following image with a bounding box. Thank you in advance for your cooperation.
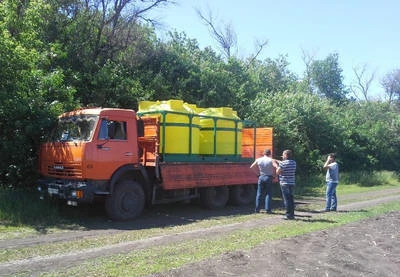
[138,116,160,166]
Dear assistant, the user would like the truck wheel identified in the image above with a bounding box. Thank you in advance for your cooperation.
[200,186,229,209]
[105,180,145,221]
[229,184,256,206]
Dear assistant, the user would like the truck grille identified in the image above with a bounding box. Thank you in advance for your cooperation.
[47,162,83,178]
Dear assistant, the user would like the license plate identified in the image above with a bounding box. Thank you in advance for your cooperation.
[48,187,59,195]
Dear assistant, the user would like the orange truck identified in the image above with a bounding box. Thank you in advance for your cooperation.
[38,103,273,220]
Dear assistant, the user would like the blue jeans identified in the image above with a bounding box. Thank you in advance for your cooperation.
[326,181,338,211]
[255,175,273,212]
[280,184,294,218]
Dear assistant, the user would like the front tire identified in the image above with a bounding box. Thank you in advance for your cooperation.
[105,180,145,221]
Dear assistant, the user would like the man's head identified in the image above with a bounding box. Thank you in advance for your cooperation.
[264,149,271,156]
[282,149,292,160]
[328,153,336,161]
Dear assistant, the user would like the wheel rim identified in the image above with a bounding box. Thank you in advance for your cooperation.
[121,192,136,213]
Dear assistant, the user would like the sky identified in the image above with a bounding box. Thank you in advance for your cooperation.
[150,0,399,99]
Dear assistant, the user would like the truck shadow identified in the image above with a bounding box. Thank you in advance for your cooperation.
[63,201,260,231]
[1,189,331,233]
[39,196,334,232]
[61,197,334,231]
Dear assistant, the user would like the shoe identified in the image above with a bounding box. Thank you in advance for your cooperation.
[330,209,337,212]
[266,210,273,214]
[254,210,260,213]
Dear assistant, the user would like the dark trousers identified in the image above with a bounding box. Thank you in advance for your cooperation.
[280,184,294,218]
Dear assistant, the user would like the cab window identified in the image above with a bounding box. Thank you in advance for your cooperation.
[98,120,127,140]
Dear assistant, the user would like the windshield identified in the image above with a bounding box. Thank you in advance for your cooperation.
[51,115,99,142]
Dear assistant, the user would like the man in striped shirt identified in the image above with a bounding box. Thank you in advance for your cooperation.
[276,149,297,220]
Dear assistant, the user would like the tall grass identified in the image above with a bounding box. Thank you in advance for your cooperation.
[0,188,69,229]
[296,170,400,196]
[340,170,399,187]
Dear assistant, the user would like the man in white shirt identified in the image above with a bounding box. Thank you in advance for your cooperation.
[250,149,277,213]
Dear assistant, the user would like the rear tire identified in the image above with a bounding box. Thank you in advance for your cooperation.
[200,186,229,209]
[229,184,256,206]
[105,180,145,221]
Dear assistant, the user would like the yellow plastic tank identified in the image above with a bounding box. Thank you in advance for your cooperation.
[199,107,242,155]
[138,100,200,154]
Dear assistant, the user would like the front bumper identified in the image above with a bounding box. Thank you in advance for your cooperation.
[37,178,95,205]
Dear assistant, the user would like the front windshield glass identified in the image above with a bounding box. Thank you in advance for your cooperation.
[51,115,99,142]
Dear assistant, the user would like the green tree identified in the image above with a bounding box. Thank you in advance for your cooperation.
[309,53,348,103]
[249,89,400,175]
[46,0,171,107]
[0,0,76,187]
[339,101,400,171]
[142,32,203,104]
[248,91,341,175]
[381,68,400,105]
[237,55,298,118]
[1,0,399,189]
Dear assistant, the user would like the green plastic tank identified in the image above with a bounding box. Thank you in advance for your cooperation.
[199,107,242,155]
[138,100,200,154]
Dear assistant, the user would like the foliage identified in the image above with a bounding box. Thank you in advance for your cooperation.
[338,101,400,171]
[248,91,340,174]
[0,0,399,188]
[381,68,400,104]
[248,91,400,181]
[0,0,77,187]
[309,53,348,104]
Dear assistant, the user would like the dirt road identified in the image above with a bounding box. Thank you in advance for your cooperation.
[1,188,400,276]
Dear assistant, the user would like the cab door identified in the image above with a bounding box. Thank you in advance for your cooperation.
[90,116,138,180]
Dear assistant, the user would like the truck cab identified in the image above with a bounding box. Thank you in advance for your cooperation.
[38,108,141,206]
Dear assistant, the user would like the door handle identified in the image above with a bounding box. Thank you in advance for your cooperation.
[124,152,133,156]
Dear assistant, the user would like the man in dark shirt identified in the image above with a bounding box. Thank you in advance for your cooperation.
[277,149,297,220]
